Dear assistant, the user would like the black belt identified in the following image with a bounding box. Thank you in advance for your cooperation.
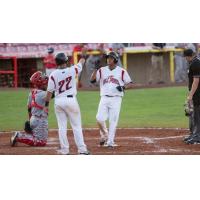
[105,95,117,97]
[67,95,73,98]
[105,95,114,97]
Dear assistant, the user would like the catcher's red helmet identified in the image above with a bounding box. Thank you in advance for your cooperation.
[30,71,48,88]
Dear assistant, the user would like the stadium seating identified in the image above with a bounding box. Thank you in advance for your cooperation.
[0,43,75,57]
[0,43,138,58]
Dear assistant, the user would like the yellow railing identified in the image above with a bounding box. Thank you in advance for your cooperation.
[73,48,184,83]
[73,51,101,65]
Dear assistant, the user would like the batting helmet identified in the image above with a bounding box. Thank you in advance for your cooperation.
[30,71,48,88]
[106,51,119,63]
[47,47,54,54]
[183,49,194,57]
[55,53,69,65]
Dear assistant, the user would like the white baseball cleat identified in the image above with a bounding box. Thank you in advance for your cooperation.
[56,149,70,155]
[10,132,19,147]
[103,143,119,148]
[78,149,90,155]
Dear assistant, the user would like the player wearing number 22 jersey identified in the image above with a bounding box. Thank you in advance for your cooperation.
[45,53,89,155]
[90,51,134,148]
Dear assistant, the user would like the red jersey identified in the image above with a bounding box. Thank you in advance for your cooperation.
[43,54,56,69]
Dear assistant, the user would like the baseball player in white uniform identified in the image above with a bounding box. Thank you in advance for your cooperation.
[90,51,134,147]
[44,53,89,155]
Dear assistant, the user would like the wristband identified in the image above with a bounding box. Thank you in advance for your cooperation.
[90,79,97,84]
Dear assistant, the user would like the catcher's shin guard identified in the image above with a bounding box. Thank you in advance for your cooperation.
[16,136,46,146]
[10,132,19,147]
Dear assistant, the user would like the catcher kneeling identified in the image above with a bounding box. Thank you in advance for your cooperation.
[10,71,49,147]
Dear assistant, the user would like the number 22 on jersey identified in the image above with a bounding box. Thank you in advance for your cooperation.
[58,76,72,94]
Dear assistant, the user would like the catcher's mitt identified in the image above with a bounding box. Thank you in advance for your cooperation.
[184,100,194,117]
[24,120,33,134]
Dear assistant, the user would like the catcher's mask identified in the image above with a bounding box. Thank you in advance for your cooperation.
[30,71,48,89]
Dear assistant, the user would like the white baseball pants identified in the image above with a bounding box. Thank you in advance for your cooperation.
[96,96,122,146]
[54,97,87,154]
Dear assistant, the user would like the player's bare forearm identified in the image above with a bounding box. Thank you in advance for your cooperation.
[43,91,53,113]
[124,82,135,90]
[77,58,85,83]
[45,91,53,103]
[90,69,97,82]
[188,78,199,100]
[78,58,85,66]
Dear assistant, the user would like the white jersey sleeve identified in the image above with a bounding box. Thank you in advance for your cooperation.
[72,63,83,74]
[122,70,132,84]
[47,73,56,93]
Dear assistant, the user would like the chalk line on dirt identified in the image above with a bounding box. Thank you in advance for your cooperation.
[0,127,189,134]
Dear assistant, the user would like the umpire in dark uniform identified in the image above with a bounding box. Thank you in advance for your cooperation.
[183,48,200,144]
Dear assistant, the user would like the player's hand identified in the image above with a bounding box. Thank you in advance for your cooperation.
[187,94,193,102]
[184,100,194,117]
[43,106,49,114]
[79,58,86,66]
[116,86,125,92]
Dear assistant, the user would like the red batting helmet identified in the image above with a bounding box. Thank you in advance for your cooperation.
[30,71,48,88]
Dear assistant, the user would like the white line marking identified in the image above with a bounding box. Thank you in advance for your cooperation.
[36,147,58,150]
[115,135,186,140]
[168,148,200,153]
[74,135,187,142]
[47,137,59,145]
[154,135,185,140]
[143,137,154,144]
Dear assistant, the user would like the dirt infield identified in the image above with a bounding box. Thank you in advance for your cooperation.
[1,128,200,155]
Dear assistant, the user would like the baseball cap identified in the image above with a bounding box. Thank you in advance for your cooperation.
[47,47,54,53]
[183,49,194,57]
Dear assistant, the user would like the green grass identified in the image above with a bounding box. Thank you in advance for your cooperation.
[0,86,188,131]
